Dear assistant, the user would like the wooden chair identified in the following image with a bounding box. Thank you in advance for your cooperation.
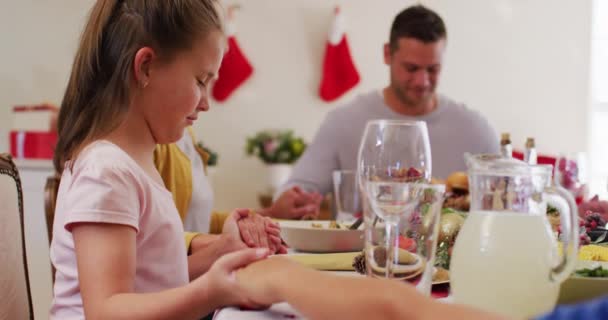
[43,173,60,284]
[0,154,34,319]
[44,174,60,245]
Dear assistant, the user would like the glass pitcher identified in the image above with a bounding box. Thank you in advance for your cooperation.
[450,154,579,319]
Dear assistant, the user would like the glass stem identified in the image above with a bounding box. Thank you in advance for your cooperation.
[385,221,399,278]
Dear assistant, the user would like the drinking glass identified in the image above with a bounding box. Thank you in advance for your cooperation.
[357,120,443,295]
[555,152,588,204]
[332,170,362,223]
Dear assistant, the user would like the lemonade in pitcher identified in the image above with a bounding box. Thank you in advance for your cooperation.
[450,155,579,318]
[451,211,560,318]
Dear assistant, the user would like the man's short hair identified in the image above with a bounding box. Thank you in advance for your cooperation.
[389,5,447,52]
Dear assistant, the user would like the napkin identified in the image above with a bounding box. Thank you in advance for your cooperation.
[287,252,359,271]
[579,244,608,261]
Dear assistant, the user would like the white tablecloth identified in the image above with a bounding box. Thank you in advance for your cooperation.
[214,302,304,320]
[214,294,453,320]
[213,267,452,320]
[214,269,360,320]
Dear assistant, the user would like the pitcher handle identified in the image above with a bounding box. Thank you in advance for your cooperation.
[545,186,579,283]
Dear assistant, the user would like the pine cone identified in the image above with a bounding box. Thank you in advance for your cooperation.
[373,246,387,267]
[352,251,366,274]
[353,247,388,274]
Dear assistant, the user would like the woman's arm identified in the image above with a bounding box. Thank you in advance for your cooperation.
[188,232,220,252]
[237,257,507,320]
[208,212,230,234]
[187,233,247,280]
[73,223,268,320]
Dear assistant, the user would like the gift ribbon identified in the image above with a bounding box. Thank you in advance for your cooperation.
[16,131,26,159]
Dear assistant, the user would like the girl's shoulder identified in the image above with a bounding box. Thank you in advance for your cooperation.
[63,140,147,190]
[71,140,133,172]
[67,140,168,194]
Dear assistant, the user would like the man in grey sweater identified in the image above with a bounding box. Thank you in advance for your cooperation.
[263,5,499,219]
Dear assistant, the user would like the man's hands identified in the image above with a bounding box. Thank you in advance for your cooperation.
[261,187,323,220]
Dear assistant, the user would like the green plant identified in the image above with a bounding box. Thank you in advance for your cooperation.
[197,142,218,166]
[245,130,306,164]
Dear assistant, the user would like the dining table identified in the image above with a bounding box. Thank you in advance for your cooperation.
[213,252,453,320]
[213,222,608,320]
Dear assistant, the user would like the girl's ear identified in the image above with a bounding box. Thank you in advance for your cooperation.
[133,47,156,88]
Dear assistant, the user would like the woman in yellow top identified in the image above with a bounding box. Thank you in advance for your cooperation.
[154,127,218,233]
[155,127,323,228]
[154,128,287,261]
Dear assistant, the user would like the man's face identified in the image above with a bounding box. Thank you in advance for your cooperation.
[384,37,446,107]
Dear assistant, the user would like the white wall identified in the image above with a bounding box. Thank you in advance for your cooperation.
[0,1,92,146]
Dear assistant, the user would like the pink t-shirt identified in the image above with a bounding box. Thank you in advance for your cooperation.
[49,141,189,319]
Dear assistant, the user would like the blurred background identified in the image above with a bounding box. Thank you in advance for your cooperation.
[3,0,606,209]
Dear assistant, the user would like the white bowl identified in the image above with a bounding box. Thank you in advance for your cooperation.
[558,260,608,304]
[279,220,364,253]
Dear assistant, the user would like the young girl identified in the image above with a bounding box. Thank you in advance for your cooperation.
[50,1,273,318]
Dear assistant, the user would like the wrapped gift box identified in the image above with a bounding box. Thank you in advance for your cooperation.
[9,131,57,160]
[12,104,58,131]
[9,104,58,160]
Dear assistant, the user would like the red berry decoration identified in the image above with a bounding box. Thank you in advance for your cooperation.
[407,167,422,178]
[584,211,606,231]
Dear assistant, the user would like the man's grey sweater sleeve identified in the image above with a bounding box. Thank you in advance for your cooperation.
[472,109,500,155]
[275,111,340,198]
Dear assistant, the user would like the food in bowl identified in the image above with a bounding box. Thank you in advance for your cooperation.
[575,265,608,277]
[434,208,467,270]
[446,171,468,192]
[558,261,608,304]
[443,171,470,211]
[311,220,344,229]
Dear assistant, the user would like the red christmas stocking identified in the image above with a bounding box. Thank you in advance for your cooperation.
[319,7,360,102]
[212,20,253,102]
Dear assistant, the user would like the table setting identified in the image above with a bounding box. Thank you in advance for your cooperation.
[215,120,608,320]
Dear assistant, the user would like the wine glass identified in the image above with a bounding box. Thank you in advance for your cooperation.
[555,152,588,204]
[357,120,440,291]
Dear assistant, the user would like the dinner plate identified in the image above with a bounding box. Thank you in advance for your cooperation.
[432,267,450,285]
[369,251,425,280]
[370,254,450,285]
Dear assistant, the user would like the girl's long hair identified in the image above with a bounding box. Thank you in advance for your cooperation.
[54,0,223,173]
